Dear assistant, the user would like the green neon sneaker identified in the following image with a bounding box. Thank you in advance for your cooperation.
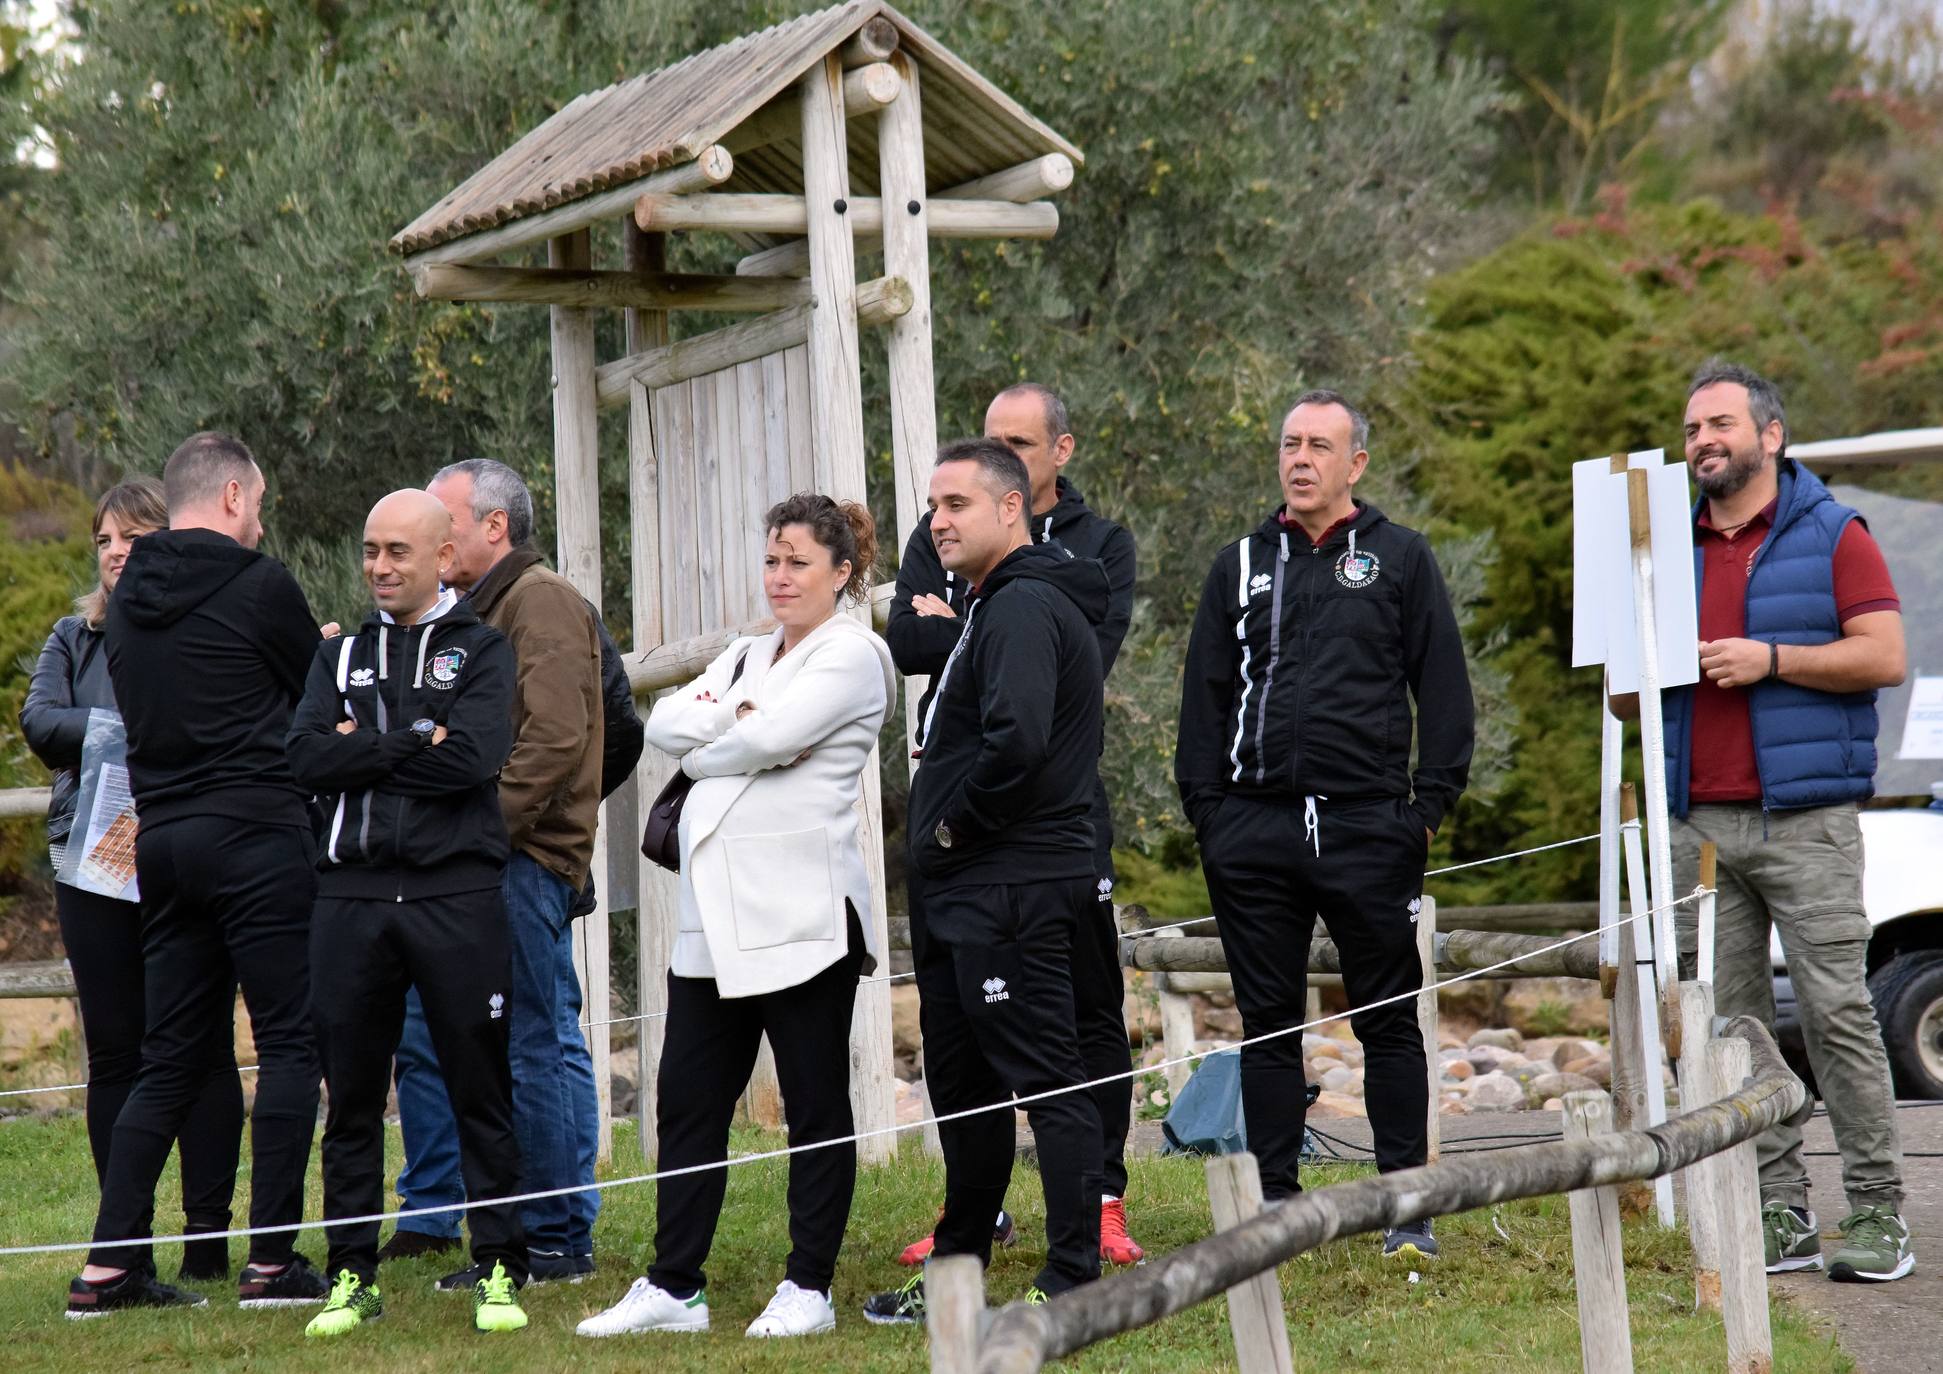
[861,1271,926,1325]
[304,1271,382,1337]
[1762,1202,1822,1273]
[472,1261,528,1333]
[1023,1285,1050,1306]
[1829,1206,1914,1283]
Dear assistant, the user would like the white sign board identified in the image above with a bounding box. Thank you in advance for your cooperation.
[1570,449,1700,693]
[1900,677,1943,760]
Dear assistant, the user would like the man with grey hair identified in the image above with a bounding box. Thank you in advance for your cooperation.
[1175,389,1473,1261]
[1662,359,1912,1281]
[387,459,605,1286]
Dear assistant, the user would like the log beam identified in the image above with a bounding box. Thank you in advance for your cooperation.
[635,191,1056,241]
[839,14,899,67]
[934,153,1075,203]
[400,146,732,269]
[411,263,809,312]
[1120,931,1602,981]
[592,275,911,409]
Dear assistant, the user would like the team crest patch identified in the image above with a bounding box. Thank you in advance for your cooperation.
[427,646,467,689]
[349,667,375,688]
[1334,548,1380,589]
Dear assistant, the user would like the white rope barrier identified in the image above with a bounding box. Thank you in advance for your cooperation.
[0,887,1703,1258]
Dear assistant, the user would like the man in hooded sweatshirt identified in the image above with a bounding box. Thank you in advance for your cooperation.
[885,383,1143,1268]
[284,489,529,1337]
[864,437,1109,1324]
[1176,390,1473,1262]
[72,432,330,1318]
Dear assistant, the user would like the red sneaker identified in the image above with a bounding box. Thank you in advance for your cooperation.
[1100,1198,1144,1265]
[896,1210,1018,1266]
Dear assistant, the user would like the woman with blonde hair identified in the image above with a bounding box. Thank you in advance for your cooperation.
[578,493,892,1341]
[22,477,242,1291]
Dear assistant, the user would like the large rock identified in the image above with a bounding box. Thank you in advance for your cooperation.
[1468,1027,1524,1052]
[1500,977,1610,1035]
[1464,1071,1528,1111]
[1528,1071,1601,1105]
[1442,1059,1475,1082]
[1467,1045,1529,1075]
[1551,1038,1606,1069]
[1308,1039,1344,1061]
[1320,1066,1364,1095]
[1562,1055,1612,1089]
[1309,1090,1368,1120]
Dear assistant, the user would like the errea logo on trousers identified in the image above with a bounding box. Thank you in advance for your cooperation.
[981,977,1009,1004]
[489,993,504,1020]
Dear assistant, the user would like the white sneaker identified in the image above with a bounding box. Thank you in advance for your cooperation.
[575,1276,709,1336]
[744,1279,836,1337]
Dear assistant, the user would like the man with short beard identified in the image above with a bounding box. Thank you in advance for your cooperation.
[1663,359,1912,1282]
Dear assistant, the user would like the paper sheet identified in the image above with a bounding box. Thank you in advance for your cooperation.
[1571,450,1701,693]
[55,709,139,902]
[1900,677,1943,760]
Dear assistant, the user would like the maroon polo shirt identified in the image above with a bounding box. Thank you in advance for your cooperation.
[1689,501,1899,803]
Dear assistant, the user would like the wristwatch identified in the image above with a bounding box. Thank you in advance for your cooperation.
[411,718,437,747]
[934,821,953,850]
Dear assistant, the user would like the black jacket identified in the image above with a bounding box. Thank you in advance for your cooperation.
[592,608,644,802]
[888,476,1136,699]
[21,615,115,849]
[105,527,320,830]
[907,542,1109,884]
[286,593,515,899]
[1175,501,1474,835]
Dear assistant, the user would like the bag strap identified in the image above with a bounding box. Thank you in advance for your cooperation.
[728,646,750,687]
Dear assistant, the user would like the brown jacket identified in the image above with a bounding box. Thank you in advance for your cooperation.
[468,546,603,887]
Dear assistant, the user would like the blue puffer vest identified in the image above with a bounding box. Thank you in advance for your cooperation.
[1664,461,1879,817]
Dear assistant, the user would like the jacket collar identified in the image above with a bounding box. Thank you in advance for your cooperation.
[466,544,545,618]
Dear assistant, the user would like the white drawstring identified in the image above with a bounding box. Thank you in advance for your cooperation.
[1303,794,1325,857]
[412,624,434,688]
[1278,529,1289,561]
[377,625,389,679]
[1348,527,1358,563]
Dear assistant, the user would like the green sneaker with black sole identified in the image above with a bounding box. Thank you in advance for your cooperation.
[304,1271,382,1337]
[472,1261,528,1333]
[1828,1206,1913,1283]
[1762,1202,1822,1273]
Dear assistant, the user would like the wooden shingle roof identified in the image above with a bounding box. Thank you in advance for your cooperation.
[391,1,1081,258]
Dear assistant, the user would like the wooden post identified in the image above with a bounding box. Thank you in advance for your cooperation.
[801,49,897,1165]
[1706,1037,1774,1374]
[876,49,941,765]
[623,222,674,1161]
[549,228,613,1162]
[1610,902,1647,1131]
[1561,1090,1635,1374]
[1625,468,1679,1016]
[1696,842,1718,988]
[1678,981,1724,1311]
[1156,928,1195,1096]
[1205,1153,1296,1374]
[925,1254,986,1374]
[1416,894,1440,1163]
[1619,784,1675,1226]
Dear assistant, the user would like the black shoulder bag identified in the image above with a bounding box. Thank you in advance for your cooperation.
[640,649,748,874]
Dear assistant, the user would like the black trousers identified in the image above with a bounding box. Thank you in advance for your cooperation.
[91,818,321,1271]
[310,888,525,1285]
[650,906,866,1298]
[58,883,243,1271]
[1200,794,1428,1199]
[1075,776,1133,1199]
[915,875,1103,1296]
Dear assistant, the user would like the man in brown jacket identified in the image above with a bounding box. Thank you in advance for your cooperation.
[387,458,605,1285]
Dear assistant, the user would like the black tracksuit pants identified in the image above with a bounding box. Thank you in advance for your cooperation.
[651,907,867,1298]
[90,818,320,1271]
[310,888,526,1286]
[58,883,244,1273]
[915,875,1103,1296]
[1200,794,1428,1199]
[1074,780,1133,1199]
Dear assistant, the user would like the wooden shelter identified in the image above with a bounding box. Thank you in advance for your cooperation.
[392,1,1081,1163]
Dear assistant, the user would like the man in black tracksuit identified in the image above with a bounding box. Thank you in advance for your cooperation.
[285,490,529,1335]
[886,384,1143,1266]
[1176,391,1472,1257]
[868,437,1108,1320]
[75,433,329,1318]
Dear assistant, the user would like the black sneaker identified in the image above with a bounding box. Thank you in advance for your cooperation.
[862,1272,927,1325]
[377,1230,462,1263]
[527,1249,594,1285]
[1382,1219,1440,1261]
[238,1254,330,1307]
[435,1262,486,1294]
[67,1270,208,1320]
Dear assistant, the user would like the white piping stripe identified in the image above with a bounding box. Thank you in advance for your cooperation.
[1228,538,1254,783]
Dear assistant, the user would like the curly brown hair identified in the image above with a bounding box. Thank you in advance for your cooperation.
[763,492,877,605]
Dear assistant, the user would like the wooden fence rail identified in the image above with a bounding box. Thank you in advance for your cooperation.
[1120,928,1601,982]
[950,1015,1803,1374]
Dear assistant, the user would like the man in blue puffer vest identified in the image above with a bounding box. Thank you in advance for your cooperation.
[1663,359,1912,1283]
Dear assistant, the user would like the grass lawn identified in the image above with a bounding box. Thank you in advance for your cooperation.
[0,1111,1853,1372]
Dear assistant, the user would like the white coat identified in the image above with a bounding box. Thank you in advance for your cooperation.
[643,612,893,998]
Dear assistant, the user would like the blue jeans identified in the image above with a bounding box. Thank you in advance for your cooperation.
[390,853,600,1252]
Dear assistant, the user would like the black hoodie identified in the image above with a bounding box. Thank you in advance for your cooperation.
[1175,501,1475,836]
[907,541,1109,884]
[105,527,322,830]
[285,593,515,900]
